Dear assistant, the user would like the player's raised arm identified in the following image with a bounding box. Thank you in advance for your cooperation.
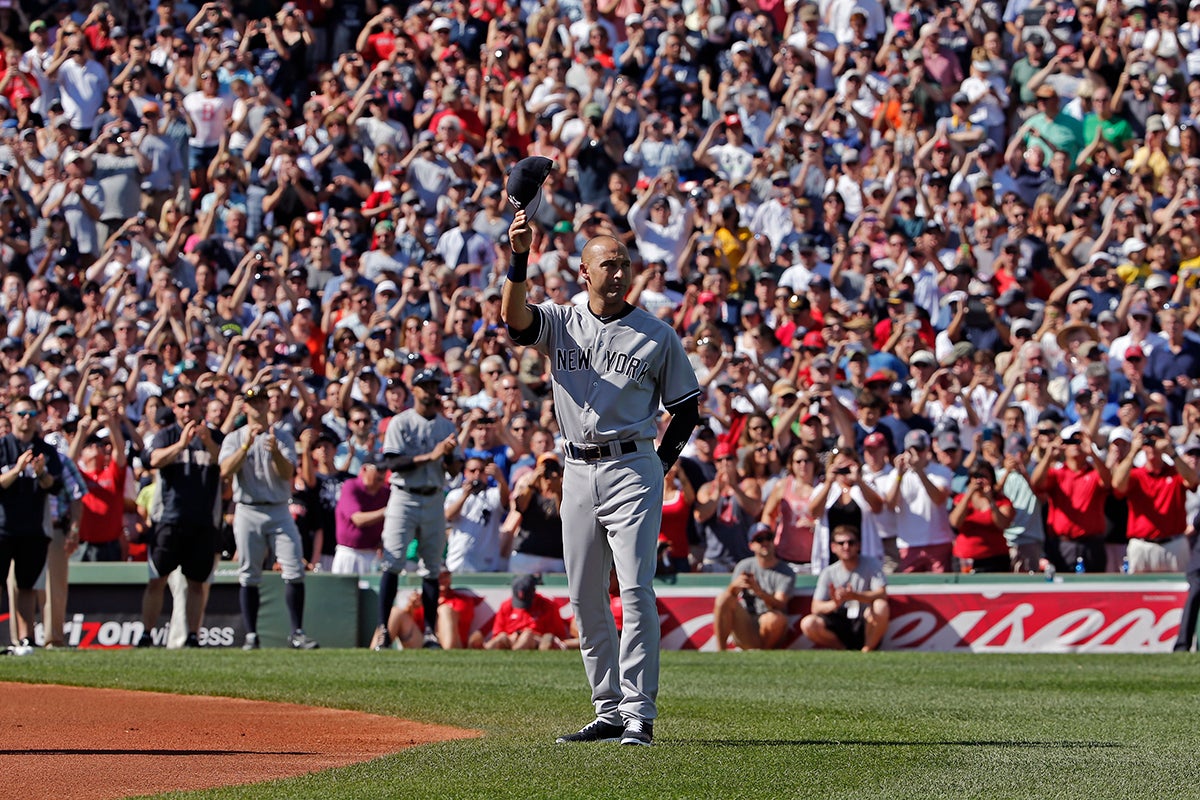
[502,210,535,333]
[501,156,555,334]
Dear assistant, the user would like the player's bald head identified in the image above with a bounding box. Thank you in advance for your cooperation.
[581,235,628,267]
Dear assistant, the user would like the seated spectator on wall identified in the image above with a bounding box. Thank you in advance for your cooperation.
[375,568,480,651]
[468,574,571,651]
[800,526,890,652]
[712,523,795,652]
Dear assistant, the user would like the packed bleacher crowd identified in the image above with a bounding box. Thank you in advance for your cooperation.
[2,0,1200,643]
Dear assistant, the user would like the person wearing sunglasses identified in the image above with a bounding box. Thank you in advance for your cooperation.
[800,525,890,651]
[139,385,224,648]
[0,397,64,655]
[712,522,794,652]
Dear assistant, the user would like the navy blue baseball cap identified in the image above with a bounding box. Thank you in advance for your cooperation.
[512,574,538,609]
[411,368,443,386]
[505,156,555,213]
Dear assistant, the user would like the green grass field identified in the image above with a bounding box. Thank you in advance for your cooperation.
[2,650,1197,799]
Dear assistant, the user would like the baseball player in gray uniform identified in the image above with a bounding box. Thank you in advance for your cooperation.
[218,385,319,650]
[375,367,463,651]
[501,208,700,747]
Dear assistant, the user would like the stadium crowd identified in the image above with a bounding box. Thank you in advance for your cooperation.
[2,0,1200,650]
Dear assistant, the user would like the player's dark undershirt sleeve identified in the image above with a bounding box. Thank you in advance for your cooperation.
[657,395,701,475]
[507,304,544,346]
[381,453,418,472]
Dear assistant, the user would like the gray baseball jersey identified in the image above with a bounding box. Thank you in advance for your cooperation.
[516,303,700,442]
[513,300,699,727]
[381,409,460,490]
[218,424,297,504]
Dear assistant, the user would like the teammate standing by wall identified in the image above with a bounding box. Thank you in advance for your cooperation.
[219,385,319,650]
[501,184,700,747]
[0,397,63,655]
[140,385,224,648]
[375,368,463,651]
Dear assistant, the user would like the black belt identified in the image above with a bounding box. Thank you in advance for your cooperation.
[241,500,286,507]
[401,486,439,496]
[565,440,639,461]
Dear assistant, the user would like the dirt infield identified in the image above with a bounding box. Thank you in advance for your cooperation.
[0,681,479,799]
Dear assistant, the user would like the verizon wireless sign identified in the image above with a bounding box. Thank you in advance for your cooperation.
[654,582,1189,653]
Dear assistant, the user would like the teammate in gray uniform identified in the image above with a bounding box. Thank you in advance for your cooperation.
[375,368,463,651]
[218,385,319,650]
[502,207,700,747]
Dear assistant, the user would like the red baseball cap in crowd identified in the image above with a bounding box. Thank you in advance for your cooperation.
[864,432,887,448]
[698,291,718,305]
[802,330,826,349]
[724,114,741,127]
[714,442,737,460]
[866,371,892,385]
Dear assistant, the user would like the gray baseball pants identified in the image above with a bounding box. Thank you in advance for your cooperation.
[380,489,446,576]
[233,504,305,586]
[562,448,663,724]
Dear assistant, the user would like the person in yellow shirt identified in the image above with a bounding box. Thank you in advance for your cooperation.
[713,202,753,292]
[1129,116,1173,192]
[1115,237,1152,285]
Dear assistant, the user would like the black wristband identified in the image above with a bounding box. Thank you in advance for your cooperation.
[508,250,529,283]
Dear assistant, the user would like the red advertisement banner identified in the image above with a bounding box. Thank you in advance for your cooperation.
[653,582,1188,652]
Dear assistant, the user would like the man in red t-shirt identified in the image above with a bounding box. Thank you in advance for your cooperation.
[357,8,400,64]
[377,568,481,650]
[471,574,570,650]
[1032,427,1111,572]
[1113,423,1199,572]
[77,412,128,562]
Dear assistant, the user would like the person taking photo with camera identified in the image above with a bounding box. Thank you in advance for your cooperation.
[508,452,565,574]
[1032,425,1111,573]
[1112,421,1199,573]
[445,455,510,573]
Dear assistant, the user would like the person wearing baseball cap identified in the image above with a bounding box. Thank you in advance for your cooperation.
[1030,425,1107,574]
[711,522,795,651]
[475,574,571,650]
[1111,299,1166,370]
[888,428,955,572]
[218,385,319,650]
[1112,418,1199,574]
[694,109,753,184]
[374,365,463,651]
